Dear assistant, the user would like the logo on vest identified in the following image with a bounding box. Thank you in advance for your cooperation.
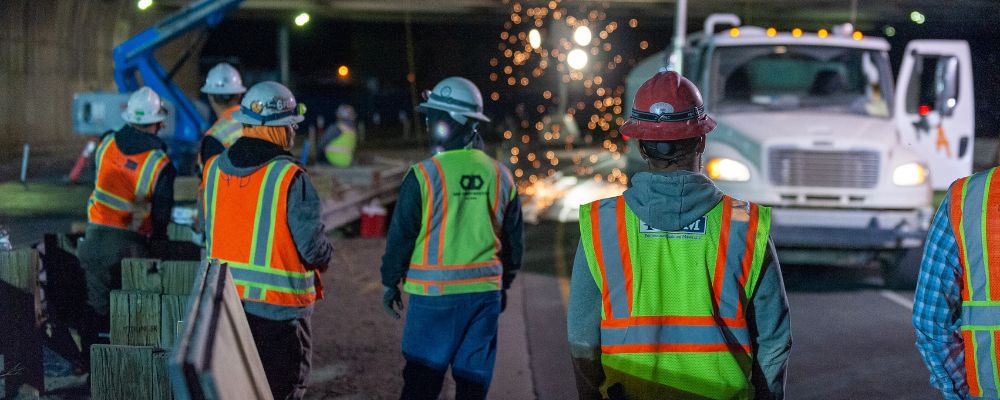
[460,175,485,191]
[640,217,707,239]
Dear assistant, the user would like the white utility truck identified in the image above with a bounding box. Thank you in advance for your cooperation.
[626,14,974,287]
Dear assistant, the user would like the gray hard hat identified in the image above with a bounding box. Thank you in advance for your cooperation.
[417,77,490,124]
[232,81,306,126]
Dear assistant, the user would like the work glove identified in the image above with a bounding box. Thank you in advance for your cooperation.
[383,285,403,319]
[500,289,508,313]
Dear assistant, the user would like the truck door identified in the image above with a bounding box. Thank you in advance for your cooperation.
[893,40,974,190]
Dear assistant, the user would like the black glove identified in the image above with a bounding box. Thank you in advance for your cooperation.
[383,285,403,319]
[500,289,508,313]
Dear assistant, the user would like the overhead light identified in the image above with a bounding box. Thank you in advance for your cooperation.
[137,0,153,10]
[567,48,588,70]
[337,65,349,78]
[910,11,926,24]
[529,29,542,48]
[294,12,310,27]
[573,26,592,46]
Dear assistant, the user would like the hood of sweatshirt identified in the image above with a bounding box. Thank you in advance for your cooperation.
[622,171,724,232]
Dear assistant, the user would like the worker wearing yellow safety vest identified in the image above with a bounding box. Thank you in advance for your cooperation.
[77,86,176,367]
[199,62,247,165]
[320,104,358,167]
[913,166,1000,399]
[567,71,791,399]
[201,81,333,400]
[380,77,523,399]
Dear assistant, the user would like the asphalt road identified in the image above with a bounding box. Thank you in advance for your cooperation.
[520,221,940,400]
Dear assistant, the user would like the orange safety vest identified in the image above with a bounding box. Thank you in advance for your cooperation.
[87,134,169,234]
[949,167,1000,398]
[202,155,321,307]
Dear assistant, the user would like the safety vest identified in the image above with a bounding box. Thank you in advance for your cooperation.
[87,134,169,234]
[403,149,516,296]
[323,123,357,167]
[579,195,771,399]
[202,155,320,307]
[204,105,243,147]
[949,166,1000,398]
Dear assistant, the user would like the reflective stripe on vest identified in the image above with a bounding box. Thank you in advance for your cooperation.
[950,167,1000,397]
[88,135,168,233]
[205,107,243,147]
[579,195,770,398]
[403,150,515,296]
[204,156,319,307]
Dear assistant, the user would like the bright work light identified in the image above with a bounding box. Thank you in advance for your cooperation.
[295,12,310,27]
[706,158,751,182]
[567,49,588,70]
[573,26,592,46]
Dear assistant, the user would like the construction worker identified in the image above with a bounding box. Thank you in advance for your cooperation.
[201,81,333,400]
[380,76,523,399]
[199,62,247,164]
[913,166,1000,399]
[77,86,175,363]
[319,104,358,167]
[567,71,791,399]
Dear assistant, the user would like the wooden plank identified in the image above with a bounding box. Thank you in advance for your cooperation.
[110,291,161,346]
[91,345,172,400]
[160,261,200,295]
[159,295,188,348]
[171,260,272,400]
[0,248,43,397]
[121,258,163,293]
[167,223,196,243]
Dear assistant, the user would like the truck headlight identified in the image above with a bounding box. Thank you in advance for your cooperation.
[706,158,750,182]
[892,163,927,186]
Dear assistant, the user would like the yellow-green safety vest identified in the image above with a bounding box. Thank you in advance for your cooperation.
[324,123,357,167]
[579,195,771,399]
[404,149,517,296]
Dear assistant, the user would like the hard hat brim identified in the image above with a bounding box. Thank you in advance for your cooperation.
[618,114,716,141]
[417,101,491,123]
[201,84,248,95]
[232,109,305,126]
[121,109,167,125]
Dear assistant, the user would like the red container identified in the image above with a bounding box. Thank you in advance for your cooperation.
[360,203,387,238]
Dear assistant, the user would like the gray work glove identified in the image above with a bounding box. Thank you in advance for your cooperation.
[383,285,403,319]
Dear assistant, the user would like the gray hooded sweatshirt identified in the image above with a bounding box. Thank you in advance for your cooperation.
[567,171,791,399]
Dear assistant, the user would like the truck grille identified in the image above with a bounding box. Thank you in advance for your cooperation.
[768,148,880,188]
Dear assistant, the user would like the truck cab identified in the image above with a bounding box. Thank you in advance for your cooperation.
[625,15,975,287]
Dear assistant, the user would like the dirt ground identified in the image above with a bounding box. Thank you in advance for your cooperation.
[307,236,459,400]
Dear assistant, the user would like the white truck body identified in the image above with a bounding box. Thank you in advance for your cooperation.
[626,19,974,258]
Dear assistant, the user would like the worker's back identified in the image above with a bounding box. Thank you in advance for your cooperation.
[404,148,516,296]
[578,171,771,399]
[88,130,169,234]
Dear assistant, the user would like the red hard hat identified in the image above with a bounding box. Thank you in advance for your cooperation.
[619,71,716,140]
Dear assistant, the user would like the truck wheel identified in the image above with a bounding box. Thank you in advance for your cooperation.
[882,247,923,290]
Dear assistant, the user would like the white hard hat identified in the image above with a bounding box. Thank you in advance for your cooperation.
[121,87,167,125]
[232,81,306,126]
[336,104,356,122]
[417,77,490,124]
[201,63,247,95]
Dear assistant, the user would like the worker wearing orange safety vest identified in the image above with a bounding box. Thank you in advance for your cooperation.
[202,81,333,400]
[380,77,523,399]
[914,166,1000,399]
[77,86,176,367]
[567,71,791,399]
[199,62,247,165]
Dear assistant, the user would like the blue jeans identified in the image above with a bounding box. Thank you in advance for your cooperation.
[401,291,501,399]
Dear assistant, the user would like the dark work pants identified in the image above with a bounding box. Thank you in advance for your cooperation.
[245,312,313,400]
[76,224,147,366]
[400,291,500,400]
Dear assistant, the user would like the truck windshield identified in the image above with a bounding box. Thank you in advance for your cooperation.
[710,45,892,117]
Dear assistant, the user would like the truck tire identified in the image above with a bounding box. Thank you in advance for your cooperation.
[882,247,924,290]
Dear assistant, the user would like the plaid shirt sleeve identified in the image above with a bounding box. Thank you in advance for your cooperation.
[912,194,969,400]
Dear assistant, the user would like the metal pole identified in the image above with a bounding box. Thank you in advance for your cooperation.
[850,0,858,27]
[20,143,29,187]
[668,0,688,74]
[279,26,290,85]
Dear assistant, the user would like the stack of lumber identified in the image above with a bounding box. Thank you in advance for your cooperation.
[91,258,200,400]
[0,248,43,398]
[312,157,410,231]
[170,260,272,400]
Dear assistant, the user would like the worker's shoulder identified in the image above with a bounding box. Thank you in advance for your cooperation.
[725,195,769,223]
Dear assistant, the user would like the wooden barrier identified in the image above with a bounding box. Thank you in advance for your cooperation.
[90,345,171,400]
[170,260,271,400]
[0,248,43,398]
[122,259,201,295]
